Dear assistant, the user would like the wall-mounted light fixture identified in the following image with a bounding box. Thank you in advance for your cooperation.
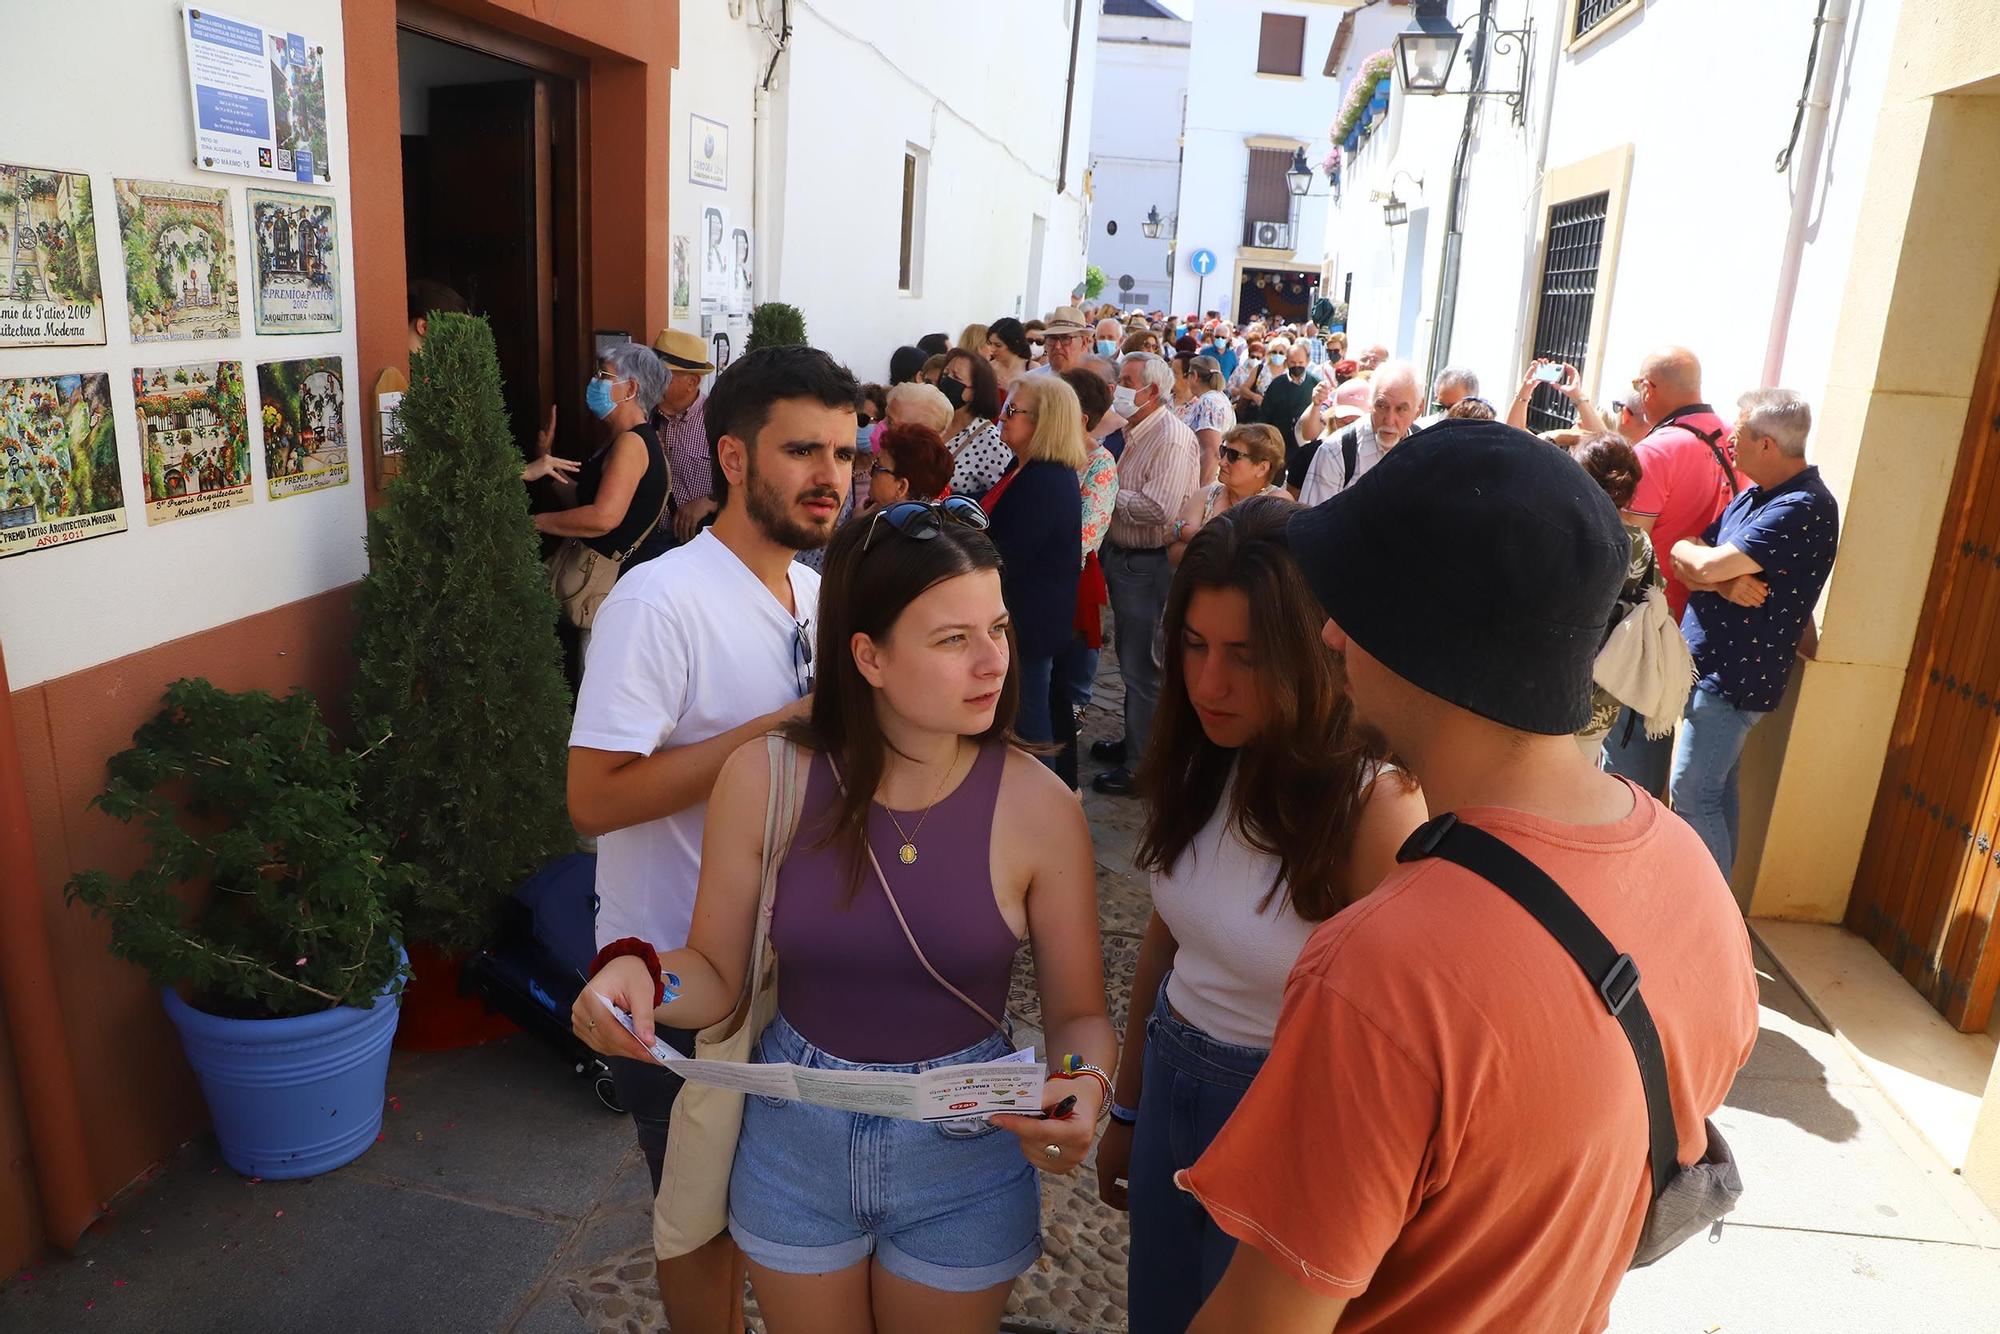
[1394,0,1533,126]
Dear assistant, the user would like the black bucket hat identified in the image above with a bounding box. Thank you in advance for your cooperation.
[1286,418,1629,735]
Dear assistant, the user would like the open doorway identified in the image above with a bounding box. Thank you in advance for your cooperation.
[1237,265,1319,325]
[397,24,585,461]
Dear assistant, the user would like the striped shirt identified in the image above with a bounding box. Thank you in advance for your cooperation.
[1108,406,1200,550]
[655,395,713,508]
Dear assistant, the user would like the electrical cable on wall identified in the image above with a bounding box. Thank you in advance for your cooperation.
[1775,0,1832,173]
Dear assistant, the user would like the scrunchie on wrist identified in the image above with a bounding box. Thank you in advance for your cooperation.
[587,937,665,1008]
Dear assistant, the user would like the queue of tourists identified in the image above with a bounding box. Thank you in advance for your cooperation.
[437,277,1840,1332]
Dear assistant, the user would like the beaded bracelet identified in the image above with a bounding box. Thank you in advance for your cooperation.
[1050,1054,1112,1105]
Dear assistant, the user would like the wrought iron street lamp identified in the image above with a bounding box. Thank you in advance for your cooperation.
[1393,0,1534,126]
[1395,0,1462,94]
[1286,147,1314,198]
[1141,205,1164,240]
[1382,196,1409,227]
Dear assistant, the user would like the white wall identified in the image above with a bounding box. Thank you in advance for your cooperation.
[1332,0,1903,414]
[0,0,364,688]
[1172,0,1344,318]
[673,0,1098,382]
[1088,10,1192,310]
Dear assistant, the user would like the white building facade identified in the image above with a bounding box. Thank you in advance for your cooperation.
[671,0,1099,381]
[1324,0,1902,419]
[1167,0,1343,322]
[1086,0,1192,314]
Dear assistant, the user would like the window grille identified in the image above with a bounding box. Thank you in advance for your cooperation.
[1576,0,1625,41]
[1526,192,1609,433]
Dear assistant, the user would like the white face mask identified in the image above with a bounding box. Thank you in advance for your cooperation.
[1112,385,1140,418]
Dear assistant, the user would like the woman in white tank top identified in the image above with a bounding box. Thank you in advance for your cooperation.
[1094,497,1428,1334]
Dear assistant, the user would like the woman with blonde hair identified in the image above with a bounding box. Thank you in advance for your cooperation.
[983,374,1086,757]
[957,322,990,353]
[885,380,954,436]
[1167,423,1286,564]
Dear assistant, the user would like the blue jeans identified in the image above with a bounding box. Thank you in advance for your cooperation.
[1602,704,1674,797]
[1669,684,1767,877]
[1053,632,1099,712]
[1100,544,1174,763]
[1127,976,1269,1334]
[728,1013,1040,1293]
[1015,652,1055,746]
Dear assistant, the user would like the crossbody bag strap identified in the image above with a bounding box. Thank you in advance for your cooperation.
[827,757,1008,1038]
[1397,814,1679,1203]
[1681,422,1740,499]
[614,464,675,564]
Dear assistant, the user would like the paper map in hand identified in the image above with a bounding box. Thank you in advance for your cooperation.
[598,997,1043,1122]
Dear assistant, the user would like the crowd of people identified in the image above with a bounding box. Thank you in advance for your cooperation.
[404,277,1849,1332]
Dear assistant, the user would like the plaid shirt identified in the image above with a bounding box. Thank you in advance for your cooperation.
[655,395,713,507]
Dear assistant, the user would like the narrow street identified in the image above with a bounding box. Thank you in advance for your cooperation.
[3,661,1998,1333]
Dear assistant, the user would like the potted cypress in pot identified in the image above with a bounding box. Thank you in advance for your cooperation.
[65,679,412,1180]
[351,311,575,1048]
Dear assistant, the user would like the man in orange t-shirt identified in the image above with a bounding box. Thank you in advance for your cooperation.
[1183,419,1758,1333]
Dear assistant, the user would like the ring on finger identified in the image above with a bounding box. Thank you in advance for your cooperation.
[1044,1144,1062,1159]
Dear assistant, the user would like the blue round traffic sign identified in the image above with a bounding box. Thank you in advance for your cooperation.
[1190,248,1216,276]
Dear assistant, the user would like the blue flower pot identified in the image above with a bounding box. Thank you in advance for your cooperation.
[163,950,406,1179]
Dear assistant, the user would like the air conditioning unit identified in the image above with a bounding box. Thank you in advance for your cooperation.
[1252,221,1293,250]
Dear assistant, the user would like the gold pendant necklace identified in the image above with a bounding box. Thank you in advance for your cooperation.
[883,742,963,866]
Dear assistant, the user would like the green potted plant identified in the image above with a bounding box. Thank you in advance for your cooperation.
[745,300,809,352]
[65,680,411,1179]
[351,312,575,1046]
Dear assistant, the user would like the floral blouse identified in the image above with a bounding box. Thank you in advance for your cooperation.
[1079,443,1119,562]
[947,418,1012,498]
[1179,390,1236,437]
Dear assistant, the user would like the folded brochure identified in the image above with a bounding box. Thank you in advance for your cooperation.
[598,996,1043,1122]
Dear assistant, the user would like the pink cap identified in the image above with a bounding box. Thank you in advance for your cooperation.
[1329,378,1371,422]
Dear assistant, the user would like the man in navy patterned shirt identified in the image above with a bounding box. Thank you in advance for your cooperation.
[1669,389,1841,875]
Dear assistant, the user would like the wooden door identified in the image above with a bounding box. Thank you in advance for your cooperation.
[1850,287,2000,1032]
[423,79,551,457]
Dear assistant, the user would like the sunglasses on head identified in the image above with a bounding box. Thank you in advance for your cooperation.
[791,620,814,698]
[861,496,991,553]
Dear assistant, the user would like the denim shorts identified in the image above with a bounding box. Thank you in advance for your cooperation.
[727,1012,1042,1293]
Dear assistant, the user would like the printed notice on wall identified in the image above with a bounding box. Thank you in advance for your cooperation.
[0,372,128,559]
[181,7,332,183]
[0,163,107,347]
[132,361,253,526]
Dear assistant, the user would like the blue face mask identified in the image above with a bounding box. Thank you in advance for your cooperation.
[585,376,618,419]
[1095,339,1118,357]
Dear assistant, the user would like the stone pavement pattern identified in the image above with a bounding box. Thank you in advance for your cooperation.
[7,673,2000,1331]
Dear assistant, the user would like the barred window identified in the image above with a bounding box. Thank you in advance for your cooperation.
[1575,0,1626,41]
[1526,192,1609,433]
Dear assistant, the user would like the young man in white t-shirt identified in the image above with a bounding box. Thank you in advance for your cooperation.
[566,343,859,1333]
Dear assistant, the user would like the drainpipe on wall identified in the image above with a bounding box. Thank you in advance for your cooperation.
[1761,0,1851,387]
[752,0,792,309]
[1422,0,1494,381]
[0,645,101,1252]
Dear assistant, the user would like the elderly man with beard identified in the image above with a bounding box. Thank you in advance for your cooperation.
[565,344,856,1334]
[1296,360,1423,505]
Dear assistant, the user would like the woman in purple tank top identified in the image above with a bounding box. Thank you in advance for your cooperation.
[597,500,1117,1333]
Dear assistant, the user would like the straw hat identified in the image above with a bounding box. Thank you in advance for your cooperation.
[652,327,714,372]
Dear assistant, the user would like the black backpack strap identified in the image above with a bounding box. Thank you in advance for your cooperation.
[1341,425,1360,486]
[1397,813,1679,1203]
[1681,423,1740,498]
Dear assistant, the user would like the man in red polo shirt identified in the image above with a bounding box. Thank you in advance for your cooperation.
[1602,346,1741,794]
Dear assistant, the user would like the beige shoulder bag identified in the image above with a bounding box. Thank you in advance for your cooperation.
[651,734,802,1260]
[546,446,672,631]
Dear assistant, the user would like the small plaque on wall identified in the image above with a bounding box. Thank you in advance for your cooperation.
[373,365,408,481]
